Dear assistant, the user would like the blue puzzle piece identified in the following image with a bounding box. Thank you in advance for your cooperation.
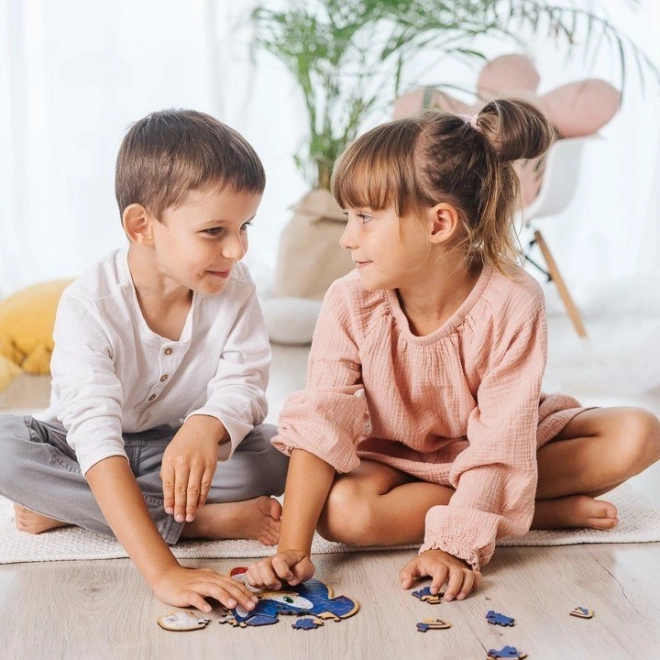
[416,618,451,632]
[486,610,515,627]
[487,646,527,659]
[292,618,322,630]
[412,586,443,603]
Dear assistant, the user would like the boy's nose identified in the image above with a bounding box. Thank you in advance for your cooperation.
[223,235,247,261]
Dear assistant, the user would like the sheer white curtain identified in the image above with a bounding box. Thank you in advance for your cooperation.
[1,0,658,306]
[0,0,305,296]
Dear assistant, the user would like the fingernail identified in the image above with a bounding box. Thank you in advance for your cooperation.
[227,599,237,608]
[175,514,184,523]
[165,507,173,515]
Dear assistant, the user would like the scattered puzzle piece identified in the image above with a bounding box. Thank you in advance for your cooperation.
[416,618,452,632]
[570,606,594,619]
[412,586,445,604]
[220,568,359,628]
[157,611,211,631]
[486,646,528,660]
[292,617,324,630]
[486,610,515,627]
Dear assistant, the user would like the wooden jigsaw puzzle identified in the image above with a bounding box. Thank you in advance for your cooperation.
[217,567,359,629]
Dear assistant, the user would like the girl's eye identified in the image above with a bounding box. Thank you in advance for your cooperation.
[240,221,252,231]
[358,213,373,224]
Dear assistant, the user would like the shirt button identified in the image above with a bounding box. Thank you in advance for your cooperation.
[148,394,156,401]
[164,347,173,355]
[160,374,168,382]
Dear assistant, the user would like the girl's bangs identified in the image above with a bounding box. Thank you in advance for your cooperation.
[332,124,417,214]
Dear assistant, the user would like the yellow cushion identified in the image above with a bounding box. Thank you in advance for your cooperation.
[0,356,22,392]
[0,279,73,391]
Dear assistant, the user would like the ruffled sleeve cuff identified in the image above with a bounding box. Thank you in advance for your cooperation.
[271,387,368,474]
[420,505,528,571]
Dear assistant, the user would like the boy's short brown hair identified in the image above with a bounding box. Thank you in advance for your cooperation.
[115,109,265,219]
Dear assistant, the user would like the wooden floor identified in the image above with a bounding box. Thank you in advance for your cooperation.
[1,345,660,659]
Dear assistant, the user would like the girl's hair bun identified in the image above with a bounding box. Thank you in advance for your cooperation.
[476,98,556,162]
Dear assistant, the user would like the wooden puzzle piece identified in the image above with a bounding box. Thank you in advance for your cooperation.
[570,606,594,619]
[486,610,515,627]
[416,618,452,632]
[291,617,324,630]
[412,586,445,604]
[221,567,359,628]
[157,611,211,631]
[486,646,528,660]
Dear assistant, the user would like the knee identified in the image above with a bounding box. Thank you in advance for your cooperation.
[614,408,660,476]
[0,415,24,489]
[317,480,377,546]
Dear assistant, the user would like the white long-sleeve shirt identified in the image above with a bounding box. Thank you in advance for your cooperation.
[48,249,270,476]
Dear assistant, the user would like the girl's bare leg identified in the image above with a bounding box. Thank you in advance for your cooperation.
[317,461,452,546]
[318,407,660,544]
[534,407,660,529]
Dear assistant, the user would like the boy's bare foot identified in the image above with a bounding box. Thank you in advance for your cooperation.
[532,495,618,530]
[181,496,282,545]
[14,505,71,534]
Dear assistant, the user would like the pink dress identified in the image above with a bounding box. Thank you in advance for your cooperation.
[272,263,583,569]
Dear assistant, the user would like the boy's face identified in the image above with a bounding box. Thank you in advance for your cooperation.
[150,185,262,296]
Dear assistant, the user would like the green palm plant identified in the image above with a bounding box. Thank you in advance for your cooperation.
[250,0,654,190]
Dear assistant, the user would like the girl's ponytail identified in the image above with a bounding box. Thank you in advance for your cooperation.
[464,98,556,271]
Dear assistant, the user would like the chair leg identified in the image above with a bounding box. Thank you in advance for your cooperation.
[533,230,588,339]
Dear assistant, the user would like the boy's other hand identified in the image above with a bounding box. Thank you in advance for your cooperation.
[245,550,315,590]
[153,565,259,614]
[399,549,482,602]
[161,417,226,523]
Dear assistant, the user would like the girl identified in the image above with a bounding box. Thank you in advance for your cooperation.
[247,99,660,600]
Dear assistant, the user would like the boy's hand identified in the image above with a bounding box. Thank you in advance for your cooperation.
[245,550,315,590]
[161,417,226,523]
[152,564,259,614]
[400,549,482,601]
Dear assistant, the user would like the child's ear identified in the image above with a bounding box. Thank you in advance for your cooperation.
[428,203,460,244]
[122,204,154,245]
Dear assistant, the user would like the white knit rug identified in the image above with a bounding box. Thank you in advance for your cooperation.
[1,485,658,564]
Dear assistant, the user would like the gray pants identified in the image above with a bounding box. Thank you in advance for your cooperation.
[0,414,288,544]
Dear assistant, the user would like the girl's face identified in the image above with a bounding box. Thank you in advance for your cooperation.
[339,205,433,291]
[149,186,262,296]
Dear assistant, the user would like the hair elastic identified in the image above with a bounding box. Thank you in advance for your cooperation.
[458,113,482,133]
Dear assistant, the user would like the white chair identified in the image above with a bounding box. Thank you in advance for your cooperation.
[522,136,596,339]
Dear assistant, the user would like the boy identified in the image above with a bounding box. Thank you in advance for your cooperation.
[0,109,288,613]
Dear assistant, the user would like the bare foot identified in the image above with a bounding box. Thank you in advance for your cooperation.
[14,505,71,534]
[533,495,618,530]
[180,496,282,545]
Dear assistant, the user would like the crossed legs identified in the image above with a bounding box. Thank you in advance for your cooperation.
[318,407,660,547]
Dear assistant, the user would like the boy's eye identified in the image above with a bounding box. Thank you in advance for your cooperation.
[240,221,252,231]
[203,227,223,237]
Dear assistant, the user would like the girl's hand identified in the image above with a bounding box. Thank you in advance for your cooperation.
[152,565,259,614]
[400,549,482,601]
[246,550,316,590]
